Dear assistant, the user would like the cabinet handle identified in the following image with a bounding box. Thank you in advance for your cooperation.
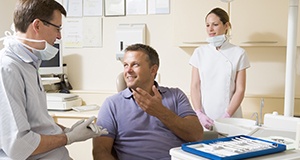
[242,41,278,44]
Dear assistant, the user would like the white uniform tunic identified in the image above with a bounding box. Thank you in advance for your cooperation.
[189,40,250,120]
[0,37,70,160]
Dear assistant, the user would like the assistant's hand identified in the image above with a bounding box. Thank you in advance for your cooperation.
[221,111,231,118]
[65,116,108,145]
[195,109,214,130]
[132,85,164,117]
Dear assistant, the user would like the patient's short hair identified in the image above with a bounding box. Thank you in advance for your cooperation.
[125,43,160,68]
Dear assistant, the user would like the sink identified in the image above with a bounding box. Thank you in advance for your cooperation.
[213,118,258,136]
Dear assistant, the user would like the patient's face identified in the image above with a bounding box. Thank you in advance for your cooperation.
[123,50,154,90]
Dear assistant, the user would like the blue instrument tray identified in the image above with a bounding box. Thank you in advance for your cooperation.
[181,135,286,160]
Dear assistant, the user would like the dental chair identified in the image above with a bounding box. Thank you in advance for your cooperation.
[116,72,126,92]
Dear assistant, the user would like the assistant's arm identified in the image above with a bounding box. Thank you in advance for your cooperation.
[226,69,246,116]
[190,66,202,111]
[93,136,116,160]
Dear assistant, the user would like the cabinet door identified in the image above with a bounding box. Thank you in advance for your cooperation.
[230,0,289,46]
[173,0,228,47]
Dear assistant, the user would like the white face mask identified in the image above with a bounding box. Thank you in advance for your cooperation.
[206,34,226,47]
[1,29,59,60]
[16,37,59,60]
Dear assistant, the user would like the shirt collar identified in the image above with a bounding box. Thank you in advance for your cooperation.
[220,39,230,48]
[5,37,40,68]
[121,81,167,99]
[26,48,41,69]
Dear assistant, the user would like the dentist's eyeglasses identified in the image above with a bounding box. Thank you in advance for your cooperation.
[40,19,62,32]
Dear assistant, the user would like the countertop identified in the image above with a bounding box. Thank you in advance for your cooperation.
[49,110,99,119]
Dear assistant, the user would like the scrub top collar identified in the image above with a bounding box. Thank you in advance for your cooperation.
[220,39,230,49]
[4,37,41,69]
[122,81,166,99]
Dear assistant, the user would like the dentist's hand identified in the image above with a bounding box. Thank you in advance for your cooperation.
[65,116,108,145]
[64,119,85,133]
[195,109,214,130]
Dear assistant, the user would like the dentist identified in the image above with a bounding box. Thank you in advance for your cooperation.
[0,0,107,159]
[189,7,250,130]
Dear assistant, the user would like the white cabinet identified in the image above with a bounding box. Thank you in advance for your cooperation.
[230,0,289,46]
[172,0,228,47]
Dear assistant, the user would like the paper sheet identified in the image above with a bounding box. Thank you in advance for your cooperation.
[63,18,83,47]
[126,0,147,15]
[83,17,102,47]
[64,0,83,17]
[148,0,170,14]
[84,0,103,16]
[104,0,125,16]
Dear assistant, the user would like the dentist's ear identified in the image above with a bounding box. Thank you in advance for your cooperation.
[31,19,41,33]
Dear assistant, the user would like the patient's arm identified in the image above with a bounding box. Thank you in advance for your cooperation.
[133,86,203,142]
[93,136,116,160]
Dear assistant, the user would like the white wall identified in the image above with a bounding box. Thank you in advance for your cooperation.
[0,0,15,49]
[62,14,191,92]
[62,5,300,98]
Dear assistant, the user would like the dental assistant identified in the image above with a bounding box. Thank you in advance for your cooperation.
[189,7,250,130]
[0,0,107,159]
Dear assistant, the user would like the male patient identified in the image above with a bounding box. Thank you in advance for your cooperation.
[93,43,203,160]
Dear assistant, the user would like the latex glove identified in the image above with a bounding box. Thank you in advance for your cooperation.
[195,109,214,130]
[64,119,85,133]
[87,123,108,135]
[65,116,108,145]
[222,111,231,118]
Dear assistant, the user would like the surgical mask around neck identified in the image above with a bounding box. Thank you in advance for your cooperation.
[17,37,59,60]
[206,34,226,47]
[1,30,59,60]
